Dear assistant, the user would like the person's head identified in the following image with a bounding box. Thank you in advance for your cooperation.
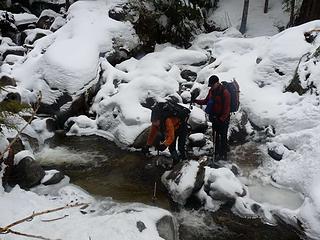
[208,75,219,89]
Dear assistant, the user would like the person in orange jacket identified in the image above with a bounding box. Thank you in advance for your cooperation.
[194,75,231,160]
[144,108,188,166]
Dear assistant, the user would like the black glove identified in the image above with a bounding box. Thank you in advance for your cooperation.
[156,144,167,152]
[141,146,150,155]
[190,89,200,102]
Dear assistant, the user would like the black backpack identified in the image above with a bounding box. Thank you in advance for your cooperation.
[151,100,191,123]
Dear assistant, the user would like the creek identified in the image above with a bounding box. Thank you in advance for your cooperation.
[35,134,304,240]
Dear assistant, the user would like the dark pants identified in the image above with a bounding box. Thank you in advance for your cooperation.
[169,121,188,164]
[211,116,229,160]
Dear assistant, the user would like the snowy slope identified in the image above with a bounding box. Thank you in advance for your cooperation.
[209,0,290,37]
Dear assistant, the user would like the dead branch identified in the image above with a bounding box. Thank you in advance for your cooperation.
[41,214,69,222]
[3,202,88,230]
[7,229,61,240]
[0,202,88,240]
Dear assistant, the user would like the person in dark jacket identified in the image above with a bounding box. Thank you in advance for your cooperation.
[194,75,231,160]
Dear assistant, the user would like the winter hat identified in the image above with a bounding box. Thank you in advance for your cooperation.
[208,75,219,86]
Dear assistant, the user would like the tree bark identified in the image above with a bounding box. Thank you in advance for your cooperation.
[288,0,295,27]
[239,0,249,34]
[295,0,320,25]
[264,0,269,13]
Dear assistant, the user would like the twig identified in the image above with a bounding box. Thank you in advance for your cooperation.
[0,92,42,160]
[7,229,61,240]
[3,202,88,230]
[41,215,69,222]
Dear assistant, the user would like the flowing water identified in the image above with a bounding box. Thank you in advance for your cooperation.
[36,133,303,240]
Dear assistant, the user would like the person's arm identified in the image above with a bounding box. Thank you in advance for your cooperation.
[194,89,211,105]
[162,118,175,146]
[220,89,231,122]
[147,125,158,146]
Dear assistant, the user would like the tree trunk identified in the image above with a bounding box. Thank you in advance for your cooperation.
[65,0,70,11]
[239,0,249,34]
[264,0,269,13]
[288,0,295,27]
[295,0,320,25]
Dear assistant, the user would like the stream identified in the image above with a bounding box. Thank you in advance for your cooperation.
[35,134,304,240]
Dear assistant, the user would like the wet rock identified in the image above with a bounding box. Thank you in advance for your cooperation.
[180,70,197,82]
[230,164,240,176]
[140,97,156,109]
[136,221,146,232]
[9,156,45,189]
[46,117,57,132]
[108,3,134,22]
[4,92,21,103]
[188,133,206,148]
[156,215,178,240]
[0,11,18,40]
[0,75,16,86]
[229,111,249,145]
[36,9,59,29]
[268,148,283,161]
[1,47,26,61]
[132,126,150,149]
[42,171,64,185]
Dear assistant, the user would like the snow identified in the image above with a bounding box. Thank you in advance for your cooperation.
[9,0,139,105]
[210,0,290,37]
[13,13,38,26]
[0,184,171,240]
[2,0,320,238]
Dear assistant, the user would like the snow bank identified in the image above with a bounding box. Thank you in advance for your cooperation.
[0,184,171,240]
[9,0,139,105]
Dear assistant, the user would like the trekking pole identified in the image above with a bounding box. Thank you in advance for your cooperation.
[152,150,160,205]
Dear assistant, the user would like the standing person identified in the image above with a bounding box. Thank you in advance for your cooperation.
[194,75,231,160]
[143,102,189,166]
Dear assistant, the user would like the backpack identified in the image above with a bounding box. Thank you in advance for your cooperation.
[151,100,191,123]
[221,79,240,112]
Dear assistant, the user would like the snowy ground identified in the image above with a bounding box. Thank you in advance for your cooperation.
[209,0,290,37]
[1,0,320,239]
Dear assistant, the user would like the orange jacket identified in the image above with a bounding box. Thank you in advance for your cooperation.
[147,117,181,147]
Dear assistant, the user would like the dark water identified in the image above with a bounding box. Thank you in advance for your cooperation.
[39,133,302,240]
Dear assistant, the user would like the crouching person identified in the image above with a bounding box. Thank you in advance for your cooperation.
[143,101,189,167]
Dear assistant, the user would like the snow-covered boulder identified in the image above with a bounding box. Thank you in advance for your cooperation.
[188,133,206,148]
[188,106,207,133]
[36,9,61,30]
[203,167,247,202]
[162,160,205,205]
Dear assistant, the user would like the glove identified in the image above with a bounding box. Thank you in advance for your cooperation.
[156,144,167,152]
[141,146,150,155]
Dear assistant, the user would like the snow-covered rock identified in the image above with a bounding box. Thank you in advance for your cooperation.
[162,160,204,205]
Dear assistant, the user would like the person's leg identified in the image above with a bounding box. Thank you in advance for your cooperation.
[220,121,229,160]
[169,137,179,165]
[177,123,188,160]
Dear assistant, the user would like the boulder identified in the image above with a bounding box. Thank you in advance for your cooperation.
[36,9,59,29]
[132,126,150,149]
[203,168,246,203]
[0,75,16,86]
[9,156,45,189]
[180,69,197,82]
[42,170,65,185]
[188,133,206,148]
[162,160,204,205]
[156,215,178,240]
